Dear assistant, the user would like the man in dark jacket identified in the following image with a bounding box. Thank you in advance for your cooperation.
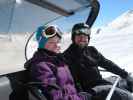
[63,22,133,99]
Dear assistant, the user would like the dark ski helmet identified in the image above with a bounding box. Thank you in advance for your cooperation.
[71,23,91,42]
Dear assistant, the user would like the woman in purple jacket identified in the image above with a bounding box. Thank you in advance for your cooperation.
[25,25,91,100]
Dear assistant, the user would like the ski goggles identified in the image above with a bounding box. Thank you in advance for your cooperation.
[74,28,91,36]
[42,25,62,38]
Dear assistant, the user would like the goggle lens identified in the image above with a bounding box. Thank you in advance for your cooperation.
[42,26,62,38]
[75,28,91,35]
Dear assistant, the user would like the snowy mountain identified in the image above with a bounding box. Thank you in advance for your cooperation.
[107,10,133,31]
[93,10,133,35]
[91,10,133,76]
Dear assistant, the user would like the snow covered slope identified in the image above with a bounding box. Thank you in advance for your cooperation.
[91,10,133,76]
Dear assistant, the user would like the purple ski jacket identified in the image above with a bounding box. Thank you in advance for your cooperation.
[25,48,86,100]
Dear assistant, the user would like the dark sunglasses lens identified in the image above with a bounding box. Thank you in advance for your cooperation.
[45,26,56,35]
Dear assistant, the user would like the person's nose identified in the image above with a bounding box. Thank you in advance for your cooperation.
[80,36,87,41]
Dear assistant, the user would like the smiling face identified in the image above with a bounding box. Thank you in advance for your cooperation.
[44,35,61,53]
[74,34,90,47]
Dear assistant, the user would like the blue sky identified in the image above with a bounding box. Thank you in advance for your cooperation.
[95,0,133,27]
[52,0,133,32]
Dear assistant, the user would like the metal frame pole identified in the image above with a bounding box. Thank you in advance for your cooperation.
[106,76,120,100]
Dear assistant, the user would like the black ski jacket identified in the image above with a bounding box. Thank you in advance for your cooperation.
[62,43,128,92]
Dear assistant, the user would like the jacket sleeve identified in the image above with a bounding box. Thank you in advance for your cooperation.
[31,61,63,99]
[94,48,129,78]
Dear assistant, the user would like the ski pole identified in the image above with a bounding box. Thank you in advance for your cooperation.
[106,76,120,100]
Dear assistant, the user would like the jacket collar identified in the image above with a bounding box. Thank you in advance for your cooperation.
[69,43,85,54]
[37,48,57,57]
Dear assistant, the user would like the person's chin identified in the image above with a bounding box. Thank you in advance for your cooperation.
[80,42,87,45]
[78,44,86,48]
